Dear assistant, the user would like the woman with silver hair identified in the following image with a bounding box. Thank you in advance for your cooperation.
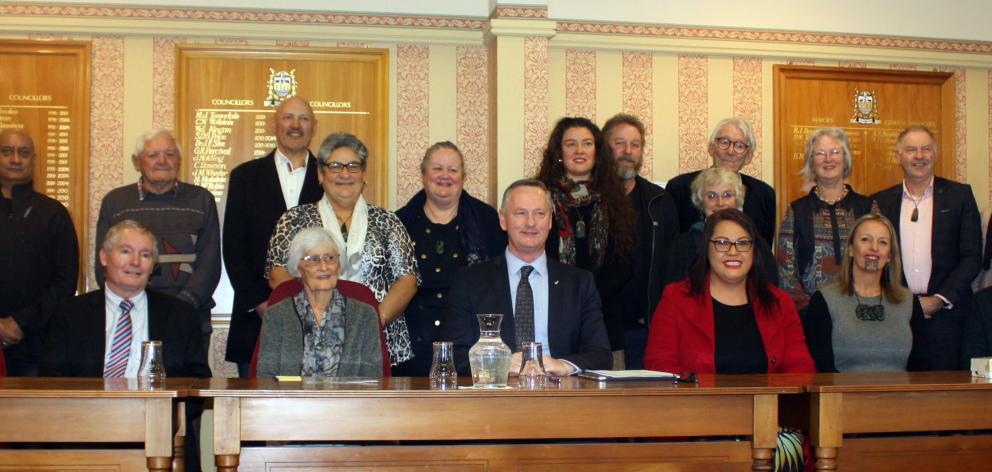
[393,141,505,376]
[258,227,384,377]
[663,167,777,288]
[777,127,877,312]
[266,132,418,369]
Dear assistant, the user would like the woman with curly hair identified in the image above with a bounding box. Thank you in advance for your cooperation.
[535,117,638,360]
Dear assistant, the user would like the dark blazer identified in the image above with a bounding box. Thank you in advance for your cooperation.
[872,177,982,308]
[963,286,992,363]
[644,279,815,374]
[443,254,612,374]
[222,150,323,363]
[667,170,777,246]
[41,289,211,378]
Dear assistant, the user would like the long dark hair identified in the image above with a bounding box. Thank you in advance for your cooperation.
[688,208,776,310]
[535,117,637,258]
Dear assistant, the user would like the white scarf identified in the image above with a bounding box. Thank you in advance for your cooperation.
[318,195,368,282]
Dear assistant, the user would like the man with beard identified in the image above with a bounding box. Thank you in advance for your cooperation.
[601,113,679,368]
[223,96,324,377]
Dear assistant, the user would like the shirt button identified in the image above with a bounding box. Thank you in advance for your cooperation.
[425,228,432,234]
[453,252,459,259]
[434,320,441,326]
[420,254,427,260]
[435,267,441,273]
[436,292,443,299]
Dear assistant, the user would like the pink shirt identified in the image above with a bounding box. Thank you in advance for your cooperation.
[900,178,934,296]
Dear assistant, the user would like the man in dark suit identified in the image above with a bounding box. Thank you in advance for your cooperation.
[666,117,776,245]
[42,220,209,470]
[872,124,982,370]
[222,95,323,377]
[601,113,679,368]
[444,179,611,376]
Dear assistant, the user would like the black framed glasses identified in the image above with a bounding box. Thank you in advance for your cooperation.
[321,161,364,174]
[715,137,749,154]
[710,239,754,253]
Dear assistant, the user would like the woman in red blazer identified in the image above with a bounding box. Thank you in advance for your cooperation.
[645,209,815,374]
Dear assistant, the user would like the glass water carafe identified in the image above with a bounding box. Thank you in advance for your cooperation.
[468,313,511,387]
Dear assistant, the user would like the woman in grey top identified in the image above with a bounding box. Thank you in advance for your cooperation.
[803,213,928,372]
[258,228,385,378]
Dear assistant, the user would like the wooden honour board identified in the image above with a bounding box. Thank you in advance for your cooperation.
[773,65,955,223]
[175,45,390,215]
[0,40,90,291]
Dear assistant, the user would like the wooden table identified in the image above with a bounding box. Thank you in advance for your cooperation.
[0,377,185,471]
[807,371,992,470]
[194,375,803,472]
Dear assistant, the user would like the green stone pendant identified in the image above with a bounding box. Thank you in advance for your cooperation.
[435,240,445,255]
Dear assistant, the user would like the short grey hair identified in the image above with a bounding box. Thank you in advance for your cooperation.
[709,117,756,161]
[690,167,746,211]
[102,219,159,261]
[317,132,368,167]
[286,227,340,277]
[420,141,466,175]
[800,127,853,180]
[132,128,181,159]
[896,124,938,154]
[500,178,553,213]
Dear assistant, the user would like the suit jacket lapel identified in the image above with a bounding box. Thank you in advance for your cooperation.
[87,289,109,357]
[490,256,518,349]
[147,291,165,342]
[260,151,289,213]
[546,259,564,353]
[302,152,323,203]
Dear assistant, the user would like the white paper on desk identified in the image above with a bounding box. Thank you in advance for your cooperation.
[275,376,380,384]
[580,369,678,381]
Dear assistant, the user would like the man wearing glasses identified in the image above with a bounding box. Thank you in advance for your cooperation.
[873,124,981,370]
[665,117,776,245]
[0,129,78,376]
[223,96,324,377]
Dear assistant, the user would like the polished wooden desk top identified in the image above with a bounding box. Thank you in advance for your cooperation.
[805,371,992,393]
[190,374,805,397]
[0,376,184,397]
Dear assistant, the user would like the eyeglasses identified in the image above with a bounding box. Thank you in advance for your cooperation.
[704,191,736,201]
[813,149,843,159]
[321,161,364,174]
[300,254,337,265]
[0,146,33,158]
[710,238,754,252]
[900,145,934,157]
[715,138,749,154]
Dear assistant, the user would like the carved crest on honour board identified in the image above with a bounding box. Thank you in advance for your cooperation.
[851,89,880,125]
[264,68,298,107]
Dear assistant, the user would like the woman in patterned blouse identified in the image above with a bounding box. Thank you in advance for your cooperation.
[777,128,877,312]
[267,133,419,367]
[258,228,385,378]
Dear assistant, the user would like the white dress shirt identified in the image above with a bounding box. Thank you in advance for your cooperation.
[103,288,149,378]
[505,249,550,356]
[274,149,309,210]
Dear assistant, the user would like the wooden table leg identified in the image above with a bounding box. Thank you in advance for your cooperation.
[814,446,838,471]
[147,456,172,472]
[752,394,777,472]
[214,397,241,472]
[173,400,187,472]
[216,454,240,472]
[811,392,843,472]
[145,398,174,472]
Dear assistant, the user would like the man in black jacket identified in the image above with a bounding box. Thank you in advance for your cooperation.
[666,117,776,245]
[601,114,679,368]
[444,180,611,375]
[873,124,982,370]
[0,129,78,376]
[222,96,323,376]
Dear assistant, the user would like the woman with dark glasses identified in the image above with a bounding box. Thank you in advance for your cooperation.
[645,208,814,375]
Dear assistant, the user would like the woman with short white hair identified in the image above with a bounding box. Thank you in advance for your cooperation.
[258,227,384,378]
